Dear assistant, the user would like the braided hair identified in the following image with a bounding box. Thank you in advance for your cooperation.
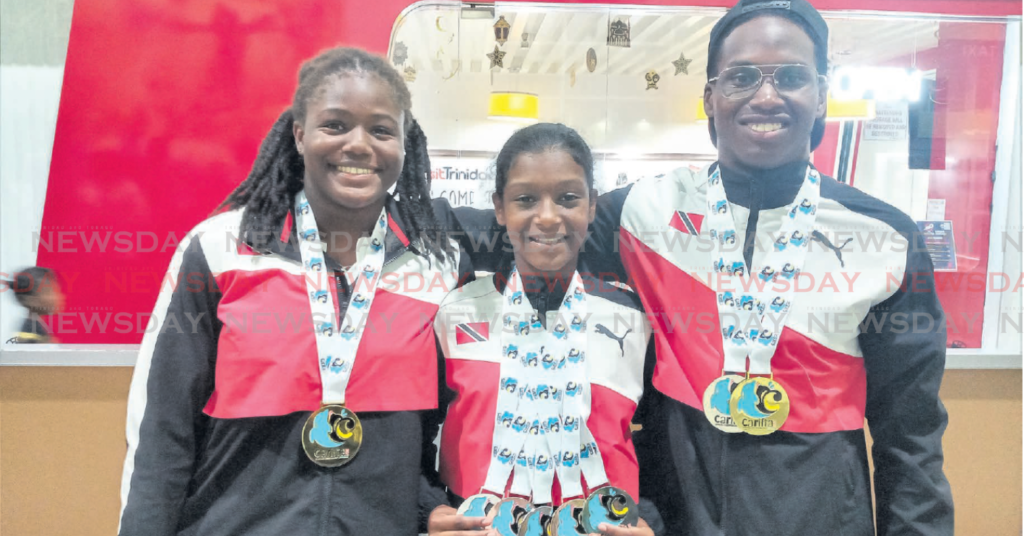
[218,47,448,261]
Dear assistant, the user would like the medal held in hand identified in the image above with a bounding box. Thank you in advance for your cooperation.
[581,486,639,533]
[301,404,363,467]
[729,376,791,436]
[548,499,588,536]
[492,497,533,536]
[702,373,746,433]
[457,493,501,517]
[518,505,553,536]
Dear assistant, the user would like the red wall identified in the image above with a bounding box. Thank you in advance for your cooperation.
[37,0,1020,343]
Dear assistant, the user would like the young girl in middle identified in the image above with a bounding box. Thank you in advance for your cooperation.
[428,123,660,536]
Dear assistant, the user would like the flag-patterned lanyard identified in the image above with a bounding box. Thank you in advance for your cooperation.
[295,190,388,406]
[482,267,608,504]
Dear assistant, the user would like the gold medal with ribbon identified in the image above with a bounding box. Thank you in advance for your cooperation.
[301,404,363,467]
[728,375,790,436]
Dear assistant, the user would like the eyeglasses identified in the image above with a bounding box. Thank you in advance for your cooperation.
[709,64,824,99]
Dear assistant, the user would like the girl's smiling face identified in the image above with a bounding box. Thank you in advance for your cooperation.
[493,149,597,280]
[293,73,406,218]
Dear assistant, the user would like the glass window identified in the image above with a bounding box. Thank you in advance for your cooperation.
[392,3,1020,356]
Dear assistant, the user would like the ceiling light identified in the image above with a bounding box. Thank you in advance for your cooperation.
[489,92,539,123]
[826,96,876,121]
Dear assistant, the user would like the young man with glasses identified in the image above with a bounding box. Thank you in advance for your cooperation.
[448,1,953,534]
[622,1,953,534]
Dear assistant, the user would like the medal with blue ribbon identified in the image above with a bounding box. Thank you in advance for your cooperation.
[295,190,388,466]
[702,164,820,435]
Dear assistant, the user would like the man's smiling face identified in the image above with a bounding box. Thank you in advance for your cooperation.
[704,15,827,173]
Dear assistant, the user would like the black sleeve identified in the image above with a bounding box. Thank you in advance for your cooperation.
[429,198,482,279]
[419,337,456,531]
[860,230,954,536]
[429,197,510,273]
[582,185,632,282]
[638,497,666,536]
[119,237,221,536]
[633,337,666,536]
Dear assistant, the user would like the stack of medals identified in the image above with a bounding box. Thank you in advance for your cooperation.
[456,267,641,535]
[701,165,821,436]
[295,191,389,466]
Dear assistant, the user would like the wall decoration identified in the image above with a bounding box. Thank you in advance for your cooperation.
[672,52,692,75]
[403,66,417,82]
[645,70,660,90]
[486,44,506,69]
[494,15,511,45]
[586,48,597,72]
[392,42,408,66]
[521,32,530,48]
[443,60,461,81]
[607,17,630,48]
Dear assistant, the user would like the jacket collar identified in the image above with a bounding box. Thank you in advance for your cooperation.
[714,160,810,210]
[491,258,601,295]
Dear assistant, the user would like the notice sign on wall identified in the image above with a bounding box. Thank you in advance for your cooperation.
[917,220,958,271]
[863,101,909,141]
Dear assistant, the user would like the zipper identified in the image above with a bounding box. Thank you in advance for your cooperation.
[718,433,730,534]
[318,467,332,535]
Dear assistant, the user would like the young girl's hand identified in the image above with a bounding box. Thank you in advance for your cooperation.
[427,505,494,536]
[587,517,655,536]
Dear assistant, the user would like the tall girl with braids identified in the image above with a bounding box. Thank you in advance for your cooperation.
[119,47,468,536]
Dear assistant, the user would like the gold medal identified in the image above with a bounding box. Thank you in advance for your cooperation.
[457,493,501,517]
[581,486,639,533]
[728,376,790,436]
[702,374,746,433]
[301,404,363,467]
[492,497,533,536]
[548,498,587,535]
[518,505,553,536]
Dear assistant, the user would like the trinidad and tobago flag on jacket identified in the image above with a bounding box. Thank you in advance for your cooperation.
[455,322,489,345]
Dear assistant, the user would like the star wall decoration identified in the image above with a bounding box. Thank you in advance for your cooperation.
[672,52,692,76]
[486,44,506,69]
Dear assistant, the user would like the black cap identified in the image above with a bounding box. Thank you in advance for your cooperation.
[706,0,830,151]
[707,0,829,79]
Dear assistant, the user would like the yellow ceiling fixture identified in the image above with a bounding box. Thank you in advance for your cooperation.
[488,92,539,123]
[826,95,876,122]
[695,96,875,123]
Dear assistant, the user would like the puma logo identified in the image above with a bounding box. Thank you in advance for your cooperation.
[811,230,853,268]
[595,324,631,356]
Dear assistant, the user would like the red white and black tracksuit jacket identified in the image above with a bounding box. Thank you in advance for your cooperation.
[450,162,953,536]
[119,197,469,536]
[429,265,665,533]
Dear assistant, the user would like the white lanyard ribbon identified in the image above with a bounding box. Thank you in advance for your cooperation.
[706,164,820,375]
[482,268,608,504]
[295,190,388,405]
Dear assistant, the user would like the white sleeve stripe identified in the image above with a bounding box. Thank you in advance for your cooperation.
[117,230,197,533]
